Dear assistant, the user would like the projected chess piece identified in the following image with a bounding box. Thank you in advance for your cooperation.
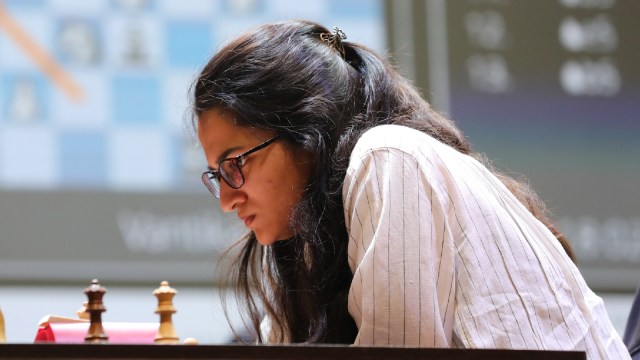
[58,20,99,65]
[123,25,148,67]
[154,281,179,344]
[10,77,40,123]
[84,279,109,343]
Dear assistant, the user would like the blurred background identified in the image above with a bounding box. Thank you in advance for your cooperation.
[0,0,638,344]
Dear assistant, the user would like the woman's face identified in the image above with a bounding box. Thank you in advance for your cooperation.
[197,109,312,246]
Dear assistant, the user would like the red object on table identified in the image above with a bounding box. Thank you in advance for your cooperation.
[35,322,158,344]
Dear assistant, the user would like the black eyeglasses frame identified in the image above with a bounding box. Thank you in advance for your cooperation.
[201,135,281,198]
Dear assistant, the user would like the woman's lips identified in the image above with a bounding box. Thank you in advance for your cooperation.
[243,215,255,228]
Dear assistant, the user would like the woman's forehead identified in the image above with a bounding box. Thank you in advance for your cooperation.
[199,111,247,147]
[198,110,274,152]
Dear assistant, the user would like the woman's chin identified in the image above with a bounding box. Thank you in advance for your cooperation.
[255,232,290,246]
[254,232,276,246]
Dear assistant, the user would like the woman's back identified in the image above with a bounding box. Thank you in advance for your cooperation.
[344,124,629,358]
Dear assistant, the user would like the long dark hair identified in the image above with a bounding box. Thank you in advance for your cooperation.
[192,19,575,344]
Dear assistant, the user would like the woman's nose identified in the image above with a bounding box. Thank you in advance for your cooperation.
[218,183,246,212]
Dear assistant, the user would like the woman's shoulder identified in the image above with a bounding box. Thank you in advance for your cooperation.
[351,124,446,159]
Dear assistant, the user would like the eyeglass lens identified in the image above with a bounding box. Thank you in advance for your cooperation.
[220,160,244,188]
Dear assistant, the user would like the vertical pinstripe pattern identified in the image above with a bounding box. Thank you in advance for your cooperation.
[342,125,630,359]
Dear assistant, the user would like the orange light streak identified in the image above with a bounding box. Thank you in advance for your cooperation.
[0,4,84,101]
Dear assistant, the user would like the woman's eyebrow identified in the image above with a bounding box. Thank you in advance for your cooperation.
[216,146,242,164]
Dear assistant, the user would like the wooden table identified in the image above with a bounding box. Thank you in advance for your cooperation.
[0,343,586,360]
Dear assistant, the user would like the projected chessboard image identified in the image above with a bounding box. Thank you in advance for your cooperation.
[0,0,385,192]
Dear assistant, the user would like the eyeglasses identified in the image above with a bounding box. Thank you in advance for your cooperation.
[201,135,280,198]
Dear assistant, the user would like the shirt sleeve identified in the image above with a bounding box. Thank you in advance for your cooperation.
[343,146,456,347]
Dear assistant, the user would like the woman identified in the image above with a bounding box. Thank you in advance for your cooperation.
[193,20,629,357]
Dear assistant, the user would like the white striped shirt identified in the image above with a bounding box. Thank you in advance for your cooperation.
[343,124,629,359]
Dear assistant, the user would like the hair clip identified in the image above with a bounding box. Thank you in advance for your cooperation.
[320,26,347,58]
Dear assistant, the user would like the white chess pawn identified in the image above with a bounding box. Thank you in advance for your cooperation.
[122,25,148,67]
[58,20,99,65]
[153,281,179,344]
[10,78,40,123]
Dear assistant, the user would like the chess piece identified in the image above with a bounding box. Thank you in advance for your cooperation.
[183,337,199,345]
[83,279,109,344]
[0,306,6,343]
[76,302,90,320]
[153,281,179,344]
[122,25,148,67]
[10,77,40,123]
[58,20,99,65]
